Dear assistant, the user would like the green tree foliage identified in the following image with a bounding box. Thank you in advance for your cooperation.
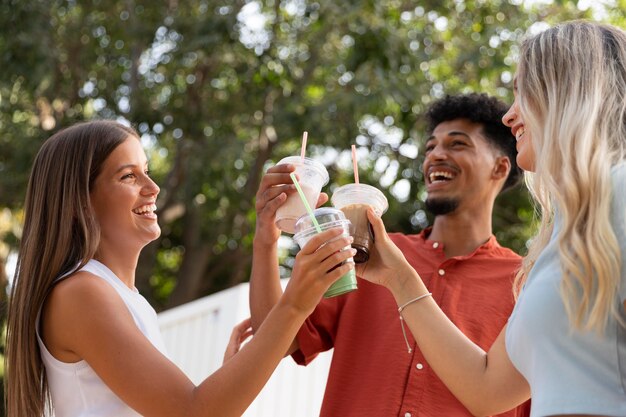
[1,0,618,317]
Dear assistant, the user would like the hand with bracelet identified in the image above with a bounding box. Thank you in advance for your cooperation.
[356,208,432,305]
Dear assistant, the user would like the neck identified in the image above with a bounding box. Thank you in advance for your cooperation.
[93,245,139,289]
[428,204,494,258]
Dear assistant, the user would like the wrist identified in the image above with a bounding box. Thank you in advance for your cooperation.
[275,296,310,322]
[253,234,279,249]
[387,268,427,304]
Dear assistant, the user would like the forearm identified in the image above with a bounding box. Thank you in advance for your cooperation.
[387,272,528,416]
[249,238,284,332]
[192,302,306,417]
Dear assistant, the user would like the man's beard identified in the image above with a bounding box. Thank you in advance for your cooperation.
[425,197,459,216]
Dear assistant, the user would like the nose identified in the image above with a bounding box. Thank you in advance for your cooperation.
[141,176,160,197]
[425,143,447,161]
[502,105,516,128]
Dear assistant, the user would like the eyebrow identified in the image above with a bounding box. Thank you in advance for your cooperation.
[426,131,471,141]
[113,162,148,174]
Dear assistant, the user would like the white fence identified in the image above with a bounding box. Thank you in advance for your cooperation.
[157,281,332,417]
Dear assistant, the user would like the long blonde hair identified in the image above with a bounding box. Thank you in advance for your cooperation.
[515,21,626,332]
[5,121,137,416]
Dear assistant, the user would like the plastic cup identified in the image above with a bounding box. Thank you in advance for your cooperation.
[274,156,329,234]
[293,207,357,298]
[331,183,388,264]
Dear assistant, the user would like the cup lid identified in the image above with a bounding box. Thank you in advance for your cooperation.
[330,183,389,214]
[277,156,329,185]
[293,207,347,235]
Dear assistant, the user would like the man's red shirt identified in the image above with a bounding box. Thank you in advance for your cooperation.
[292,230,530,417]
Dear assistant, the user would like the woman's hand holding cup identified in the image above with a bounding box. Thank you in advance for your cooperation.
[356,208,420,290]
[281,228,356,316]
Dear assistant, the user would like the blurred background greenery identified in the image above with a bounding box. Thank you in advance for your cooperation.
[1,1,624,413]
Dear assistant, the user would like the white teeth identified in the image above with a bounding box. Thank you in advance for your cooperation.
[429,171,454,183]
[516,127,525,141]
[133,204,157,214]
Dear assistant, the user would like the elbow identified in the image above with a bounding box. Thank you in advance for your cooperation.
[465,402,502,417]
[464,404,482,417]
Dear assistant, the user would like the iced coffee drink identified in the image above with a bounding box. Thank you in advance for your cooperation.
[339,203,372,263]
[331,184,388,264]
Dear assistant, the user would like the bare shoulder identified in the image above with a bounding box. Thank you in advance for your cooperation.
[46,270,129,317]
[42,270,135,362]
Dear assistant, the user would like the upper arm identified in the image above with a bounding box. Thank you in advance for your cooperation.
[43,274,196,417]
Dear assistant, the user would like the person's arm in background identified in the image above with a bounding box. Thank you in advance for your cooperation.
[248,163,328,355]
[222,318,253,363]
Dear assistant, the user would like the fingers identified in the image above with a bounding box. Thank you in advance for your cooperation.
[315,192,329,208]
[321,261,355,287]
[239,328,254,343]
[299,228,345,255]
[256,164,300,211]
[258,164,297,192]
[223,318,253,363]
[296,230,355,282]
[318,247,356,273]
[229,318,252,343]
[234,317,252,332]
[367,207,388,241]
[266,163,297,175]
[256,185,291,211]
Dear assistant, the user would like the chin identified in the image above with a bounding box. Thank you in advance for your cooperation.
[142,227,161,245]
[425,197,460,216]
[516,156,534,172]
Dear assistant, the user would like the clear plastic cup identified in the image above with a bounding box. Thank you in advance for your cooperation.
[274,156,329,234]
[293,207,357,298]
[331,183,388,264]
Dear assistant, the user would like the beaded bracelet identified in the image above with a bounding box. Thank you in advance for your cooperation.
[397,292,432,353]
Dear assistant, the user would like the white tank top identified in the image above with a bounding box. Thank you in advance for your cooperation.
[37,259,167,417]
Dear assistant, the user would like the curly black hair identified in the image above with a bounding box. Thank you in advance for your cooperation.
[425,93,522,192]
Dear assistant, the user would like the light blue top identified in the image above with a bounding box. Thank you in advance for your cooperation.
[506,163,626,417]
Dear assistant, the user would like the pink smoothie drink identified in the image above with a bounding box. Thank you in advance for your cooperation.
[274,156,329,234]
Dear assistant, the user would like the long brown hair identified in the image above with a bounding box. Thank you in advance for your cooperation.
[5,120,138,416]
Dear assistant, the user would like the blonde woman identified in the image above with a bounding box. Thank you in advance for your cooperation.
[357,21,626,417]
[5,120,355,417]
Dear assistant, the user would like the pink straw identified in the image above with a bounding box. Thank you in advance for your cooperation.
[300,131,308,161]
[351,144,359,184]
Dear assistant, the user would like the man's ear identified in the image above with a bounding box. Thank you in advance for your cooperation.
[492,155,511,181]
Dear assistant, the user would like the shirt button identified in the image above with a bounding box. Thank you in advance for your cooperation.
[404,413,412,417]
[416,363,424,370]
[432,242,439,248]
[438,269,445,276]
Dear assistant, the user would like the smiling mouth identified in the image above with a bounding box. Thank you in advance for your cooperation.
[516,127,526,141]
[132,204,157,217]
[428,170,455,184]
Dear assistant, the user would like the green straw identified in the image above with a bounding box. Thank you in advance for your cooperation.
[290,172,322,233]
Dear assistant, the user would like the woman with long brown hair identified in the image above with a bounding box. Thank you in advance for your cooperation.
[5,120,355,417]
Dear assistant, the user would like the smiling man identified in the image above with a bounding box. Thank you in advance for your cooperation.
[250,93,530,417]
